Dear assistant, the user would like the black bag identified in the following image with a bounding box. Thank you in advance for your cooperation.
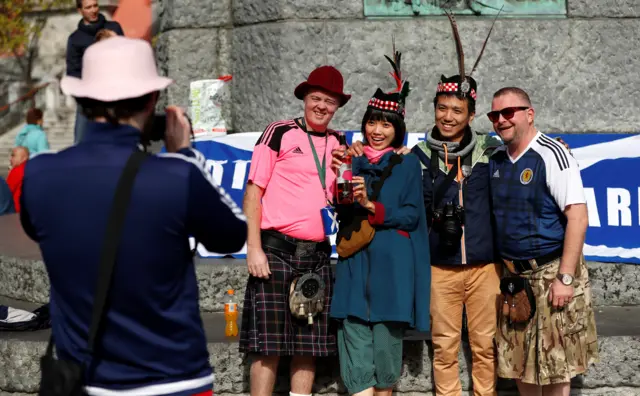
[0,303,51,332]
[39,151,149,396]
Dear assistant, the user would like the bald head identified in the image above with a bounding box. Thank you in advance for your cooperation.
[10,147,29,168]
[492,87,532,107]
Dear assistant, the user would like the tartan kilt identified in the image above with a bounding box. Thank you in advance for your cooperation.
[239,241,337,357]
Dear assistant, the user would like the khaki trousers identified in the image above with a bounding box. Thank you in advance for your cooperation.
[431,263,501,396]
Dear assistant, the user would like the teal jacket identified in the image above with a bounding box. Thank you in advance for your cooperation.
[330,151,431,332]
[15,124,50,157]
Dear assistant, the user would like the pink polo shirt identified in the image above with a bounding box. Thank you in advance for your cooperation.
[248,118,340,242]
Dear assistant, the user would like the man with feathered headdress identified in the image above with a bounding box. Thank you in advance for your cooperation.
[410,11,503,396]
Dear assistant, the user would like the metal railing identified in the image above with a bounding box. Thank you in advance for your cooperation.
[0,80,73,136]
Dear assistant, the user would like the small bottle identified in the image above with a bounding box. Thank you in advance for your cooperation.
[336,133,353,205]
[224,289,238,337]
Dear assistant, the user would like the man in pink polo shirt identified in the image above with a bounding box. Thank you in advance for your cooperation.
[239,65,351,396]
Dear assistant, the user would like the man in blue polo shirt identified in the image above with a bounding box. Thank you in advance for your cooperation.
[488,87,598,396]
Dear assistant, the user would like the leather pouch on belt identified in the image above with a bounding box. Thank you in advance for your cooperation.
[499,276,536,324]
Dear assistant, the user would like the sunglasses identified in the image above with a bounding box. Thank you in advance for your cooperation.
[486,106,529,123]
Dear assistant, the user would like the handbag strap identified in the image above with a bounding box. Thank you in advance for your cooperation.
[45,150,150,357]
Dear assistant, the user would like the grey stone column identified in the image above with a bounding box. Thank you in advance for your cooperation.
[155,0,234,131]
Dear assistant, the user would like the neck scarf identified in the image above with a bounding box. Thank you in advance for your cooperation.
[426,125,477,162]
[363,146,394,164]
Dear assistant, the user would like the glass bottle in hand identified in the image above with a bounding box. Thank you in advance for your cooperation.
[336,133,353,204]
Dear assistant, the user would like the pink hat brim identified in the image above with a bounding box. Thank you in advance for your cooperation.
[61,75,174,102]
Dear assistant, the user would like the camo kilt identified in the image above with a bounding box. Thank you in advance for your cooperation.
[497,255,599,385]
[238,240,337,357]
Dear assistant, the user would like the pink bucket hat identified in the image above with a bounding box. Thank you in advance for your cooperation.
[61,36,173,102]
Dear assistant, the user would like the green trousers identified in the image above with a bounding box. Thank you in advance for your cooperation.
[337,316,405,395]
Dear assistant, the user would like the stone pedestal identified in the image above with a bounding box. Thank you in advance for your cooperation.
[1,211,640,394]
[155,0,640,134]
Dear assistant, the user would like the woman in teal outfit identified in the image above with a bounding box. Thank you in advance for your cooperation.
[14,108,50,157]
[330,48,431,396]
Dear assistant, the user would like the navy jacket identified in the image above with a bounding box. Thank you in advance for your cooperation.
[411,131,501,266]
[20,122,247,395]
[331,152,431,332]
[66,14,124,78]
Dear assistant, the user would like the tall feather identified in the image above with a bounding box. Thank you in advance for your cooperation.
[400,80,411,103]
[469,5,504,77]
[384,36,403,92]
[444,9,465,80]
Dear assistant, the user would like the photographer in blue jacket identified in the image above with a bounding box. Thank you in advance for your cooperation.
[21,37,246,396]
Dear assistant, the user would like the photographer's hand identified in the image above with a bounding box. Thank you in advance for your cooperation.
[164,106,191,152]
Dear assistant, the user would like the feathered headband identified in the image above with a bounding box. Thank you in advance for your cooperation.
[436,7,503,101]
[367,38,411,118]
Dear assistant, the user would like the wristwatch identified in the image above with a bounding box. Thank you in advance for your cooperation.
[556,273,574,286]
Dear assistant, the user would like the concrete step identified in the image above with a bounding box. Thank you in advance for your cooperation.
[1,207,640,395]
[1,296,640,395]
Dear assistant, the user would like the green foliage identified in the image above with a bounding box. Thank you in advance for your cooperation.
[0,0,74,84]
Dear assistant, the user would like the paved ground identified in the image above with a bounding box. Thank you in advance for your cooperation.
[0,296,239,343]
[0,214,251,267]
[3,296,640,344]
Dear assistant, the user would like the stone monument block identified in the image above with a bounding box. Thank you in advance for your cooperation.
[4,335,640,394]
[568,0,640,17]
[3,255,640,311]
[232,22,327,132]
[231,18,640,134]
[233,0,363,26]
[155,28,231,109]
[160,0,231,30]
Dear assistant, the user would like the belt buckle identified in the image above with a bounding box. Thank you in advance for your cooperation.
[295,242,316,257]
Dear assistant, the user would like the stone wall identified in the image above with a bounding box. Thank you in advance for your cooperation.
[4,335,640,395]
[3,257,640,312]
[155,0,640,135]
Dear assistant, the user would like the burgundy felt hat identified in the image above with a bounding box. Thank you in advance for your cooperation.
[294,65,351,107]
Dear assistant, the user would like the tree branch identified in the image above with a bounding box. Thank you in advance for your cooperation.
[12,48,28,75]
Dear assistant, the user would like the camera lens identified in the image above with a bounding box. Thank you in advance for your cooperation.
[434,202,464,254]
